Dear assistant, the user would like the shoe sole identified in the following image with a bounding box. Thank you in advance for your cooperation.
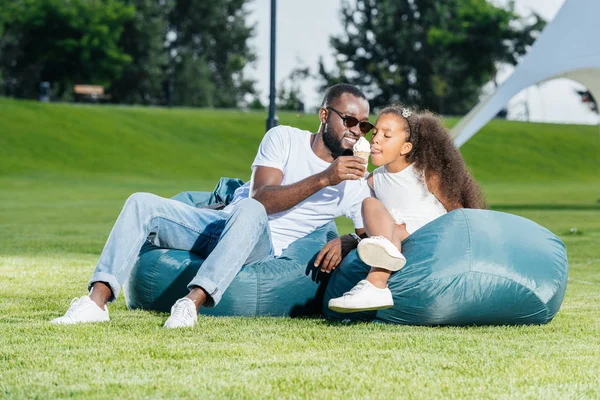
[50,318,109,325]
[163,324,196,329]
[328,304,394,313]
[357,242,406,271]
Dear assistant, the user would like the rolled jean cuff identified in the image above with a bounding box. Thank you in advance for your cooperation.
[88,272,120,303]
[187,276,220,308]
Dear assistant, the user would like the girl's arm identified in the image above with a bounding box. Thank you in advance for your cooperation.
[426,172,463,211]
[367,172,376,197]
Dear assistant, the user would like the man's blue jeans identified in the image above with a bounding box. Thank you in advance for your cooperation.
[88,193,274,306]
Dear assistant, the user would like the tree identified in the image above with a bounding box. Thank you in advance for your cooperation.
[277,66,310,112]
[0,0,134,99]
[319,0,546,114]
[109,0,170,105]
[248,95,264,110]
[171,52,215,107]
[168,0,257,107]
[0,0,258,107]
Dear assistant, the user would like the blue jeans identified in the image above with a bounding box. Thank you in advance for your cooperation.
[88,193,274,306]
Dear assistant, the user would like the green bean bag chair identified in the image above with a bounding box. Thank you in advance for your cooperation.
[324,209,568,326]
[124,178,337,317]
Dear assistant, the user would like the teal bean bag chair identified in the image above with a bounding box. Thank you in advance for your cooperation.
[324,209,568,326]
[124,178,337,317]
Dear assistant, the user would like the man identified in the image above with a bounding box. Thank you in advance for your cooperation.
[51,83,374,328]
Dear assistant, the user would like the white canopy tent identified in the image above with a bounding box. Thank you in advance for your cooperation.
[452,0,600,147]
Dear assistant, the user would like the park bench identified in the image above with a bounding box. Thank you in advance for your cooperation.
[73,85,110,102]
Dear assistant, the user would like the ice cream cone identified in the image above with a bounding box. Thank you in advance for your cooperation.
[354,151,370,164]
[352,137,371,165]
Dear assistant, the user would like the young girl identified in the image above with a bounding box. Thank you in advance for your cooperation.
[328,105,487,312]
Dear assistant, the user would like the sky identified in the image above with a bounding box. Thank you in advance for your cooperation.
[246,0,599,125]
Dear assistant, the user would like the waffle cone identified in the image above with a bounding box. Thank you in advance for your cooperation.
[354,151,370,163]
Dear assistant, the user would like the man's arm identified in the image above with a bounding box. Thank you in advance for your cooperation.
[250,156,367,215]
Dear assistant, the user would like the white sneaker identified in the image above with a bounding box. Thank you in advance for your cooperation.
[163,298,198,328]
[328,279,394,313]
[50,296,109,325]
[357,236,406,271]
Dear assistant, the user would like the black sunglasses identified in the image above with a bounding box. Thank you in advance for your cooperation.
[326,107,374,134]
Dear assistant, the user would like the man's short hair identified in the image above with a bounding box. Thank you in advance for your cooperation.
[321,83,367,107]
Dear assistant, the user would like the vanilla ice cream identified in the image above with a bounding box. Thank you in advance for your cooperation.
[353,136,371,163]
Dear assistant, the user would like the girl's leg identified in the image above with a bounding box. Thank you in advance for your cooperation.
[328,198,405,312]
[362,197,409,248]
[362,197,396,242]
[367,223,410,287]
[329,205,397,312]
[361,198,400,289]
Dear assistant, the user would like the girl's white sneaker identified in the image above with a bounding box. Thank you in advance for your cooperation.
[357,236,406,271]
[328,279,393,313]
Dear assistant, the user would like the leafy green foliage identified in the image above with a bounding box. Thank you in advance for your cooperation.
[320,0,546,114]
[277,66,310,112]
[168,0,257,107]
[0,0,257,107]
[108,0,169,105]
[0,0,135,99]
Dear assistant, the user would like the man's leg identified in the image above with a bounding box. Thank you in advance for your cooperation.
[52,192,227,324]
[164,198,274,328]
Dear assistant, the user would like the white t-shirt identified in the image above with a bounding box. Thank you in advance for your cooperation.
[372,165,447,234]
[227,125,370,256]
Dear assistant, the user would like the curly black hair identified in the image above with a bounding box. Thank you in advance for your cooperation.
[379,105,487,210]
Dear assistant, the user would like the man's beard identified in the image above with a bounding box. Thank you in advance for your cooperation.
[323,124,352,158]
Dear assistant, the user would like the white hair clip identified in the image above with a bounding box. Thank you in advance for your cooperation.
[402,108,412,118]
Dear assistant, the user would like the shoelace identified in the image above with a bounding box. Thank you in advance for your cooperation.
[64,297,83,316]
[343,280,369,297]
[172,300,194,320]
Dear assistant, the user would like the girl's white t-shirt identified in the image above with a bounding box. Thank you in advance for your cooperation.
[227,125,370,256]
[372,164,447,234]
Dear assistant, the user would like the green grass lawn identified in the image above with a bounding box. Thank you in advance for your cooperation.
[1,99,599,398]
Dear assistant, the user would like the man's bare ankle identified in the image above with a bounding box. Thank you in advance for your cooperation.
[89,282,112,310]
[88,296,107,310]
[186,287,208,312]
